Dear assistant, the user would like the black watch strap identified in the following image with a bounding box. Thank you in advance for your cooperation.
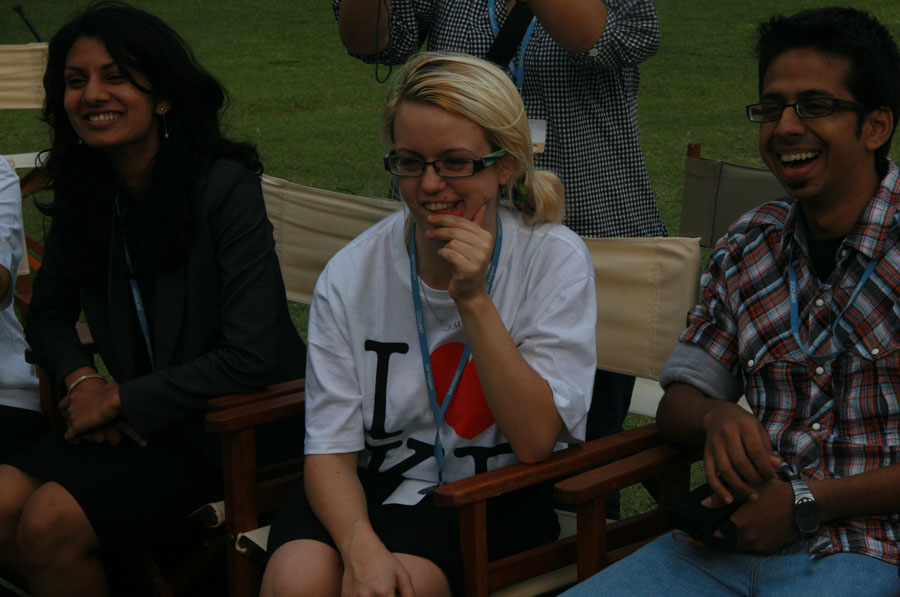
[790,479,820,537]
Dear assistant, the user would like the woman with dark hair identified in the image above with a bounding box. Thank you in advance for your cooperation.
[0,3,306,595]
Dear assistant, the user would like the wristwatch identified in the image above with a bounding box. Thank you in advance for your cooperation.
[790,479,820,537]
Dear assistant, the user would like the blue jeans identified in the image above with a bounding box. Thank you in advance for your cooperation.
[561,532,900,596]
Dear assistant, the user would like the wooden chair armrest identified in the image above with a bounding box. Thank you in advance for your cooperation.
[20,166,48,197]
[554,443,701,506]
[13,287,31,309]
[433,424,664,508]
[205,384,305,434]
[208,379,305,412]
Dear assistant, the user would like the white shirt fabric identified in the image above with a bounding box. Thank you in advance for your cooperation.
[0,156,40,412]
[305,207,596,504]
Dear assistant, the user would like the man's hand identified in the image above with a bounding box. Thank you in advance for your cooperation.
[75,419,147,447]
[701,401,782,503]
[697,480,799,553]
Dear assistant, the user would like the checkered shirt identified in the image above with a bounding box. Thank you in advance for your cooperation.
[332,0,667,238]
[678,161,900,565]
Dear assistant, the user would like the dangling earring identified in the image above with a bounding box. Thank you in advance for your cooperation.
[158,105,170,139]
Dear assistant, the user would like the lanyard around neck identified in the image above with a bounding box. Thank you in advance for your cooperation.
[488,0,536,90]
[115,194,156,371]
[408,213,502,485]
[787,246,876,362]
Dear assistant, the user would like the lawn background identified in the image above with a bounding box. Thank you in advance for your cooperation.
[1,1,900,593]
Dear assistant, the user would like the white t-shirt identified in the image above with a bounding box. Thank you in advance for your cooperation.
[0,156,40,412]
[305,207,596,504]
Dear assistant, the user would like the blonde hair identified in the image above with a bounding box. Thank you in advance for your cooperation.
[382,52,564,224]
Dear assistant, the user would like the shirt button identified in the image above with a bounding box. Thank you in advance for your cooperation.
[815,298,824,307]
[841,249,848,258]
[812,422,821,431]
[815,366,825,375]
[747,359,755,368]
[588,48,599,57]
[871,348,881,355]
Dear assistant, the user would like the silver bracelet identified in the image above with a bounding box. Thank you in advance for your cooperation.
[66,373,105,394]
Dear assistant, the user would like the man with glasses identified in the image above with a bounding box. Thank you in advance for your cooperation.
[564,7,900,595]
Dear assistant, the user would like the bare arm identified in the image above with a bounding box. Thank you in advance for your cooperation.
[740,461,900,551]
[304,453,415,597]
[337,0,391,55]
[703,460,900,554]
[657,382,780,503]
[457,292,562,462]
[427,208,564,463]
[528,0,608,53]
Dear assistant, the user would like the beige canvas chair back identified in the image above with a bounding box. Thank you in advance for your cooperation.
[680,155,784,247]
[261,174,401,304]
[0,43,47,110]
[585,236,701,382]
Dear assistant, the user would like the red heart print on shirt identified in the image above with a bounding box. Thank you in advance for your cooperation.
[431,342,495,439]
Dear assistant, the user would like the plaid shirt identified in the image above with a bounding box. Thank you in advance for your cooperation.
[674,161,900,565]
[331,0,667,238]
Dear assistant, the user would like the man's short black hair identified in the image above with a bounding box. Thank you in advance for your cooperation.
[756,7,900,178]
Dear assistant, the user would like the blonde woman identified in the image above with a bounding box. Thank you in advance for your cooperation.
[262,52,596,597]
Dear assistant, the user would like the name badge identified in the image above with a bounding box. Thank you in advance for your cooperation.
[529,118,547,154]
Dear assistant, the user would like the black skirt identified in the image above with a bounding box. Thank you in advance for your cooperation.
[6,426,221,547]
[266,467,560,596]
[0,404,47,462]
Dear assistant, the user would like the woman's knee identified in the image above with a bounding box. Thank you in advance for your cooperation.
[0,465,40,544]
[262,539,341,597]
[16,482,97,568]
[395,553,452,597]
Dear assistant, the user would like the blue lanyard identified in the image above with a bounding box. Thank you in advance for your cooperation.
[115,194,156,371]
[787,246,876,362]
[408,214,502,485]
[488,0,536,90]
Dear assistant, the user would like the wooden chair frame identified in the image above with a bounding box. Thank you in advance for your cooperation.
[431,425,699,595]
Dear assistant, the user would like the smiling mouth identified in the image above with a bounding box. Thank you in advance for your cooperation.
[423,201,460,212]
[86,113,119,123]
[780,151,821,169]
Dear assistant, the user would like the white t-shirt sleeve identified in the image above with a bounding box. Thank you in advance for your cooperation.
[304,263,367,455]
[0,157,23,309]
[507,231,596,444]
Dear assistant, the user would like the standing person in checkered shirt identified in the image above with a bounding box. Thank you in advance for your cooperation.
[332,0,665,506]
[564,6,900,595]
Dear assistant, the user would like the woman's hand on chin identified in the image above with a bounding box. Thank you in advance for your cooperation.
[425,204,494,304]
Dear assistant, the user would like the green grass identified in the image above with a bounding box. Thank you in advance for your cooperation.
[3,0,900,586]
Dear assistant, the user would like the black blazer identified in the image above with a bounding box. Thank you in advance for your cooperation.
[26,159,306,437]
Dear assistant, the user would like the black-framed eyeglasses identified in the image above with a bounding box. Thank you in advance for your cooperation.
[384,149,507,178]
[746,98,870,123]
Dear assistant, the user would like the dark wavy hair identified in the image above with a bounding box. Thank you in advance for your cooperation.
[756,7,900,179]
[39,1,262,271]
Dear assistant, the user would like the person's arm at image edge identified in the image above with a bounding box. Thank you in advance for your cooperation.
[336,0,391,55]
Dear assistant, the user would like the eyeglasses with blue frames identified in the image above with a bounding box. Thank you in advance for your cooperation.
[384,149,507,178]
[746,97,870,123]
